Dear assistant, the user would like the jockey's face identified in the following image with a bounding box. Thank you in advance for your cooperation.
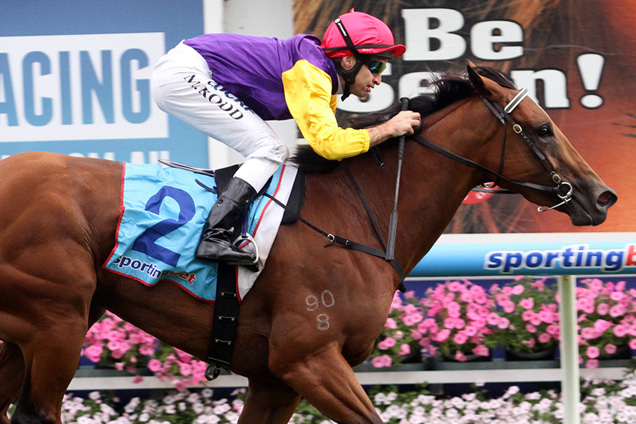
[340,55,387,101]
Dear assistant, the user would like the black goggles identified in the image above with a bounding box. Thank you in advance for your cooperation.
[362,58,387,75]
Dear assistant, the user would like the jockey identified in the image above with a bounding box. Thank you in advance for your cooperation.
[150,9,421,266]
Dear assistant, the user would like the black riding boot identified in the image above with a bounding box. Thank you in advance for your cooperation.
[196,177,257,265]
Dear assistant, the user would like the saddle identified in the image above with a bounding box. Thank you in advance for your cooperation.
[161,160,305,227]
[213,164,305,226]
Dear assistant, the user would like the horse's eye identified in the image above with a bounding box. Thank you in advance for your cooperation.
[536,124,553,138]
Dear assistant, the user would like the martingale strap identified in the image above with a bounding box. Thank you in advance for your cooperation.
[261,189,406,289]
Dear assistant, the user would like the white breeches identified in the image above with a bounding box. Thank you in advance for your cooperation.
[150,42,290,192]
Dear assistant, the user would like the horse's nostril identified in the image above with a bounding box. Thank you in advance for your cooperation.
[597,190,618,208]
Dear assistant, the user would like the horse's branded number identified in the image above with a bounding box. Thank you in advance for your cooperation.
[305,290,336,331]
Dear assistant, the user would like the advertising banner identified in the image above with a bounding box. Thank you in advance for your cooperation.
[295,0,634,235]
[294,0,636,275]
[0,0,207,165]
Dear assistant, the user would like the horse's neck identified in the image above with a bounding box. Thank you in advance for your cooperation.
[312,141,480,282]
[300,97,491,290]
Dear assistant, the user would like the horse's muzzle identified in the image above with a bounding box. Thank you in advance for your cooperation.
[570,187,617,226]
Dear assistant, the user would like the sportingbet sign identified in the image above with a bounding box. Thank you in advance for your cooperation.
[411,233,636,277]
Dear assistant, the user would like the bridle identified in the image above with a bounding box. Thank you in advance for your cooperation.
[410,87,574,212]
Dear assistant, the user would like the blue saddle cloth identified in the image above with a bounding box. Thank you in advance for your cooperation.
[104,163,286,301]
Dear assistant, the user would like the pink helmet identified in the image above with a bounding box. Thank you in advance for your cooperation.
[321,10,406,59]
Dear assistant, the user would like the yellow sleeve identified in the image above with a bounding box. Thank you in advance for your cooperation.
[282,60,370,160]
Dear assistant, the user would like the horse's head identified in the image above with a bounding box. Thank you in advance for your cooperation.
[465,64,617,226]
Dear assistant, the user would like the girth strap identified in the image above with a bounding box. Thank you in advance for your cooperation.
[205,262,240,380]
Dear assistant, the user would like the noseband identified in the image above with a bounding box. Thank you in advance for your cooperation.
[411,87,574,212]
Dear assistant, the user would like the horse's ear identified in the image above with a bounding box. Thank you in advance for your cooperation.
[466,63,491,97]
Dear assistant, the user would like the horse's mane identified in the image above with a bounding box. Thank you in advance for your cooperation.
[291,66,516,173]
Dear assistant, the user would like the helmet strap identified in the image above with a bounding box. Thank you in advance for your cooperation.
[332,17,366,101]
[335,58,364,101]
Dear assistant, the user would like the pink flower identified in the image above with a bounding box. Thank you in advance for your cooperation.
[377,337,396,350]
[581,327,601,340]
[487,313,500,326]
[613,324,628,338]
[586,346,600,359]
[460,291,474,303]
[453,332,468,345]
[175,348,192,363]
[447,302,461,318]
[401,313,423,326]
[371,355,393,368]
[604,344,617,355]
[538,333,551,344]
[472,318,487,329]
[526,324,537,333]
[464,325,478,337]
[610,291,626,301]
[398,343,411,356]
[594,319,612,333]
[472,292,488,304]
[629,339,636,350]
[448,281,463,292]
[385,318,397,329]
[443,318,456,330]
[497,317,510,329]
[538,310,556,324]
[139,344,156,356]
[455,351,467,362]
[521,310,535,322]
[83,345,103,363]
[520,298,534,309]
[435,329,451,342]
[179,363,193,377]
[610,304,626,318]
[472,345,489,357]
[512,285,525,295]
[546,324,560,337]
[148,359,163,372]
[577,297,595,314]
[586,278,604,291]
[501,301,515,314]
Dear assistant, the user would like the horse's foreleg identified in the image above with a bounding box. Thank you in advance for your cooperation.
[237,379,300,424]
[273,344,383,424]
[12,320,88,424]
[0,342,24,424]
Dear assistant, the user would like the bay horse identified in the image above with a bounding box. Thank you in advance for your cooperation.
[0,65,616,424]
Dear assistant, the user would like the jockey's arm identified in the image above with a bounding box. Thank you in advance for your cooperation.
[283,60,420,160]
